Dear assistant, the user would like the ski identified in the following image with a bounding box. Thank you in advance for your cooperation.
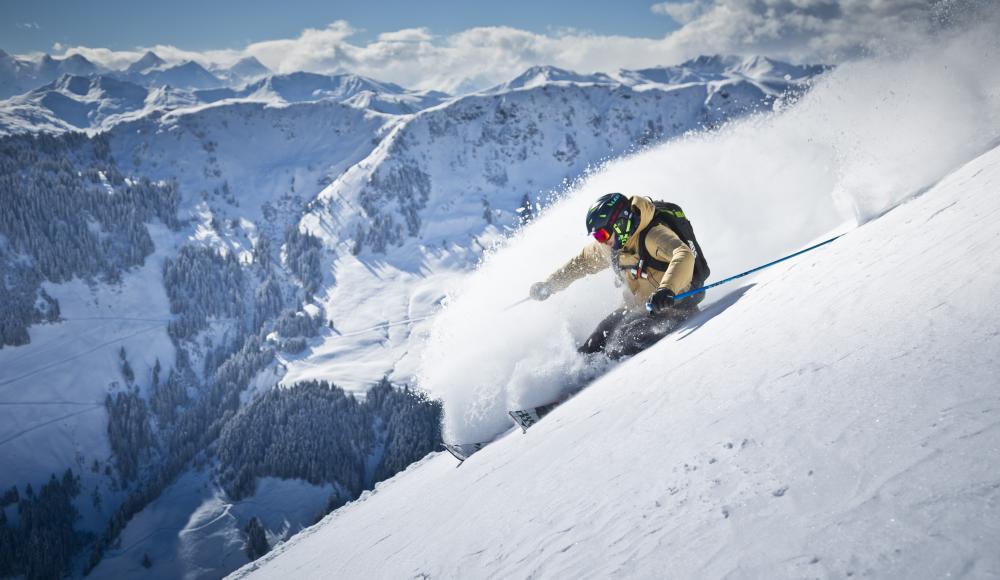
[444,385,596,464]
[509,401,561,433]
[442,441,487,464]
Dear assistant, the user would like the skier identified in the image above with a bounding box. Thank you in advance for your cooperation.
[528,193,708,358]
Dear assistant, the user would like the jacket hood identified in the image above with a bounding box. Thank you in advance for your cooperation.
[621,195,657,253]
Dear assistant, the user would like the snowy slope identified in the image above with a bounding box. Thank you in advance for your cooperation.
[312,60,817,255]
[232,137,1000,580]
[0,97,393,468]
[90,470,335,580]
[0,224,177,531]
[0,74,164,134]
[106,98,396,226]
[0,97,399,554]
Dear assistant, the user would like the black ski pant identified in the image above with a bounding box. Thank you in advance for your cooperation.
[577,309,674,359]
[579,294,702,359]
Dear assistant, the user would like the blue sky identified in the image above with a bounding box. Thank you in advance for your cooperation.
[2,0,681,54]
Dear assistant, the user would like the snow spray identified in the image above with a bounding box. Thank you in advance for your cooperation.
[418,15,1000,445]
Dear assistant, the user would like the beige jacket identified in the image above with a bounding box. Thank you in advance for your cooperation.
[544,196,695,309]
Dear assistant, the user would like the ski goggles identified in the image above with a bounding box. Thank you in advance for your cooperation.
[589,205,626,244]
[591,227,612,243]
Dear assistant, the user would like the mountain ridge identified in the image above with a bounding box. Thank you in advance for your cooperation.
[0,53,824,131]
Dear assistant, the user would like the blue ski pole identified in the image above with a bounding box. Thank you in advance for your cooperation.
[669,233,844,304]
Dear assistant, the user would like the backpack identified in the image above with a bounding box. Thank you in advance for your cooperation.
[637,200,711,286]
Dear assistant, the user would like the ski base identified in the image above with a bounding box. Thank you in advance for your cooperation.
[442,441,487,464]
[443,400,567,465]
[509,401,561,433]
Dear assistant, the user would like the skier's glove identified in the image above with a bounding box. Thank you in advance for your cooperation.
[646,288,675,315]
[529,282,552,301]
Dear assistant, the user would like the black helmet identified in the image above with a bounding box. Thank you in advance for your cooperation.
[586,193,634,247]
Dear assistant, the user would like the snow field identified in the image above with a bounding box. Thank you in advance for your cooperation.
[0,224,177,529]
[90,470,336,580]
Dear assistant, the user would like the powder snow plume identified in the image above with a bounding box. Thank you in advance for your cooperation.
[417,16,1000,445]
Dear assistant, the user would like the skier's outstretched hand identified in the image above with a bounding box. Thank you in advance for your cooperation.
[529,282,552,301]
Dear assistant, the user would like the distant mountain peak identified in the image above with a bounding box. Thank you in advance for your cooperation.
[142,60,222,90]
[514,65,615,84]
[616,54,829,88]
[484,65,618,94]
[227,56,271,82]
[64,54,89,64]
[59,53,98,75]
[127,51,166,75]
[241,71,404,103]
[233,56,268,70]
[173,60,208,72]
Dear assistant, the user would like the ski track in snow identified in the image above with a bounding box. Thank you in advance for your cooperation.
[0,405,104,448]
[0,324,165,391]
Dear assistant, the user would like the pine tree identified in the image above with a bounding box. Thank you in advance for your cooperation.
[244,517,269,561]
[517,193,534,224]
[481,197,494,224]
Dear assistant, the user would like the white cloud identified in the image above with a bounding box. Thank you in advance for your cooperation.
[651,1,708,24]
[654,0,938,62]
[244,20,357,74]
[376,28,434,43]
[45,1,994,93]
[16,22,41,30]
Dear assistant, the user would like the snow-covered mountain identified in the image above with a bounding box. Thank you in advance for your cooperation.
[0,70,450,135]
[200,71,448,114]
[232,140,1000,580]
[0,54,819,136]
[481,65,619,94]
[138,60,224,90]
[125,51,167,76]
[0,49,103,99]
[212,56,272,86]
[309,60,816,255]
[0,74,167,133]
[617,54,828,88]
